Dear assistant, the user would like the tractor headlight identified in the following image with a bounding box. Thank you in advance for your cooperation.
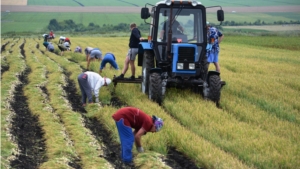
[191,0,198,6]
[177,63,183,69]
[165,0,172,6]
[189,63,195,69]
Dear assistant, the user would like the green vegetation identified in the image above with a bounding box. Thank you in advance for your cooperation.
[2,11,299,35]
[1,12,143,34]
[46,19,149,33]
[1,34,300,169]
[26,0,300,7]
[210,12,300,26]
[1,38,26,169]
[27,0,160,7]
[81,35,299,168]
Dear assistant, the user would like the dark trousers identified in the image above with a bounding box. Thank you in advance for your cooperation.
[77,73,92,104]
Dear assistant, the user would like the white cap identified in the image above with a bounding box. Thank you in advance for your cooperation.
[106,78,111,85]
[102,77,111,86]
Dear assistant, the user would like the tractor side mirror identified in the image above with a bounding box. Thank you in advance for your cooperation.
[141,8,150,19]
[217,10,224,22]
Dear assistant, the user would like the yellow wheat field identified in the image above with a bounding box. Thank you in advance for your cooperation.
[1,36,300,169]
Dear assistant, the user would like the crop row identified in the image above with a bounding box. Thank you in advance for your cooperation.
[1,35,300,169]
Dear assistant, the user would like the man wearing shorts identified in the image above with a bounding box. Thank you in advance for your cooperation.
[206,23,224,73]
[99,52,119,74]
[87,48,102,70]
[116,23,143,80]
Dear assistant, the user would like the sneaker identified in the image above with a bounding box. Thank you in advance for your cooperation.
[130,76,135,80]
[115,74,124,80]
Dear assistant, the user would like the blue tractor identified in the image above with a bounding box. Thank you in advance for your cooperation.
[113,0,225,105]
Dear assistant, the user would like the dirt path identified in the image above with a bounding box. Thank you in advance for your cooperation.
[1,5,300,13]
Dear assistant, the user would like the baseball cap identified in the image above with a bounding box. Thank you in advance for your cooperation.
[152,115,164,132]
[102,77,111,86]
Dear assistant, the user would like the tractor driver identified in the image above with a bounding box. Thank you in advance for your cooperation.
[159,13,184,41]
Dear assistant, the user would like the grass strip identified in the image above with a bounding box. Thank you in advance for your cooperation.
[1,39,27,168]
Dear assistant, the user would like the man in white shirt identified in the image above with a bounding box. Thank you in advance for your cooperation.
[77,71,111,106]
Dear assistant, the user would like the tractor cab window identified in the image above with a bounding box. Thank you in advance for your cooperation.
[157,8,204,43]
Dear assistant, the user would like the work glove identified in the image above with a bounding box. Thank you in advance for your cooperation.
[136,147,144,153]
[95,98,99,103]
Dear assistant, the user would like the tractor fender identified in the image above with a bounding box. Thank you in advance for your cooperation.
[138,42,153,66]
[150,68,162,74]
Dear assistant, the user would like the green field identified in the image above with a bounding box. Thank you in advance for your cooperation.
[1,12,143,34]
[1,35,300,169]
[210,12,300,23]
[1,11,299,34]
[26,0,300,7]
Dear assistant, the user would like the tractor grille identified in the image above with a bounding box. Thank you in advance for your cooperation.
[178,47,195,62]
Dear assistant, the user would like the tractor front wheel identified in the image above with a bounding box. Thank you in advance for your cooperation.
[207,74,221,102]
[141,51,154,94]
[149,72,163,105]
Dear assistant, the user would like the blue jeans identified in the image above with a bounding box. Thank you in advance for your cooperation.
[115,118,134,163]
[100,53,119,70]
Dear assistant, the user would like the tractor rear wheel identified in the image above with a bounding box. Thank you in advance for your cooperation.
[207,75,221,102]
[141,51,154,94]
[149,72,163,105]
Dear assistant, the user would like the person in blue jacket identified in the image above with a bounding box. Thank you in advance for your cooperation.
[99,52,119,74]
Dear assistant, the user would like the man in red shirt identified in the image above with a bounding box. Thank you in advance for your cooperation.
[112,107,164,163]
[48,30,55,41]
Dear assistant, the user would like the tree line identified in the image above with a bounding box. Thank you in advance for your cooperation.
[47,19,149,33]
[47,19,300,33]
[221,19,300,26]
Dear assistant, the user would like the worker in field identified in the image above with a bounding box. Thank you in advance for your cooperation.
[74,46,82,53]
[49,30,55,40]
[206,22,224,73]
[116,23,143,80]
[84,47,93,61]
[58,36,71,56]
[43,41,49,50]
[42,34,50,49]
[86,48,102,70]
[47,42,55,52]
[43,34,49,42]
[99,52,119,74]
[64,37,71,45]
[112,107,164,163]
[77,71,111,106]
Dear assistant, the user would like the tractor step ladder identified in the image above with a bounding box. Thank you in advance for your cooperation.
[112,75,142,89]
